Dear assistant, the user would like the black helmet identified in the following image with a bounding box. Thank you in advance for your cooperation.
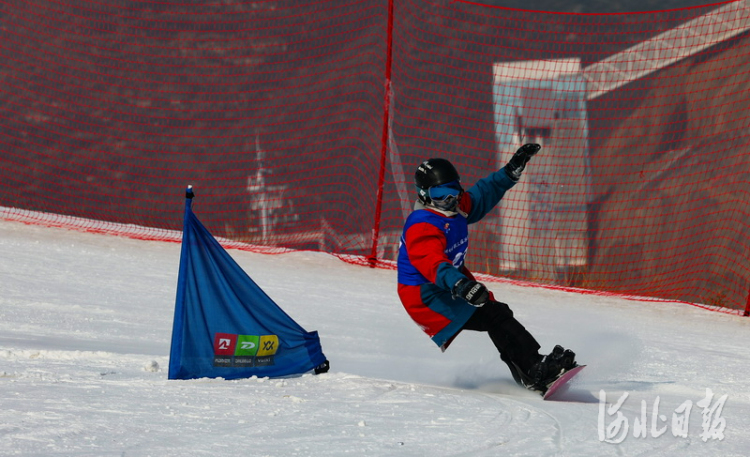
[415,158,460,205]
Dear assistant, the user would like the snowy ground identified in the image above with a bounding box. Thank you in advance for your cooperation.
[1,217,749,456]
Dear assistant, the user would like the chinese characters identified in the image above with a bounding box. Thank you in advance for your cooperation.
[598,389,727,444]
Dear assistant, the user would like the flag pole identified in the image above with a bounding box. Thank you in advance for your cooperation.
[168,184,194,379]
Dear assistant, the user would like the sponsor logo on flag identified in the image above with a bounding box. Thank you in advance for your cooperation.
[235,335,260,356]
[213,333,279,368]
[213,333,237,355]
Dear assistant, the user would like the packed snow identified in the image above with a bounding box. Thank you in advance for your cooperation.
[1,216,749,456]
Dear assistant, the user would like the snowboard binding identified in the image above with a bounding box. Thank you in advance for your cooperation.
[519,345,578,394]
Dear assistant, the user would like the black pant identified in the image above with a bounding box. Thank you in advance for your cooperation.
[462,301,541,384]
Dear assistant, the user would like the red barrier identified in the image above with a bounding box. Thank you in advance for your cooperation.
[1,0,749,314]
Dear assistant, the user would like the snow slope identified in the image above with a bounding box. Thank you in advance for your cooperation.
[1,218,749,456]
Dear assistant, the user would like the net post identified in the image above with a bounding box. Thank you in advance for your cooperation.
[368,0,395,268]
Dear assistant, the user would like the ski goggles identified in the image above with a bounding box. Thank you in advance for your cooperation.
[428,181,463,211]
[428,181,463,201]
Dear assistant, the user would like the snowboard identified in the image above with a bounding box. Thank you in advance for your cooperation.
[542,365,586,400]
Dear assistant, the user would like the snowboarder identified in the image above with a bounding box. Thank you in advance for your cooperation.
[397,144,577,393]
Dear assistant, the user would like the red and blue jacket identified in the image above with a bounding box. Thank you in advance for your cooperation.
[397,168,516,350]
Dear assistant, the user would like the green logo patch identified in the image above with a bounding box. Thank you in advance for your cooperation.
[234,335,260,356]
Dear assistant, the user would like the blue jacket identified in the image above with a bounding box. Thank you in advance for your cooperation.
[397,168,517,349]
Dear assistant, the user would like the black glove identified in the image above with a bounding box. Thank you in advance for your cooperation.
[504,143,541,181]
[452,278,490,307]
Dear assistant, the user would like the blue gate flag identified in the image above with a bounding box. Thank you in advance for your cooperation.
[168,186,328,380]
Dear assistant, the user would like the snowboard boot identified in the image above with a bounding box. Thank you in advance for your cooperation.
[520,345,577,393]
